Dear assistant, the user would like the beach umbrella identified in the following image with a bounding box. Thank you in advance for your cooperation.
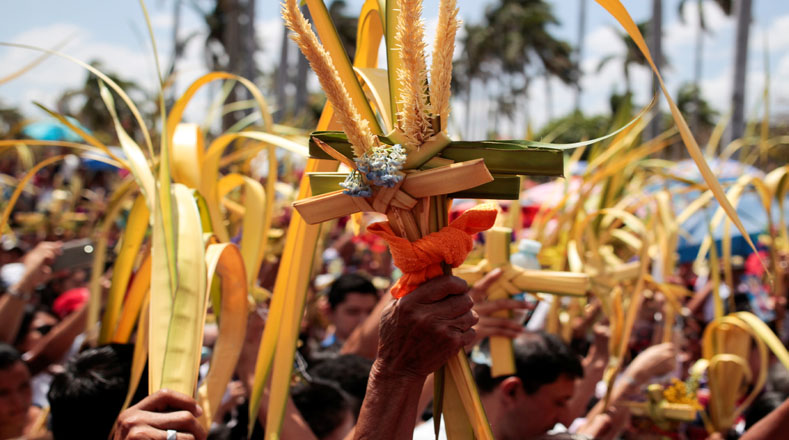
[21,117,90,142]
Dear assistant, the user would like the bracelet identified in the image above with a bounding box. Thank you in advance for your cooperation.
[620,374,639,387]
[6,286,31,302]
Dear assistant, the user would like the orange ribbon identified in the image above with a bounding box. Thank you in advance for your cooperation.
[368,204,498,298]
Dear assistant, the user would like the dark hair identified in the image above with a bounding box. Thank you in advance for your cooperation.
[0,343,23,370]
[309,354,373,418]
[326,274,377,309]
[291,379,352,439]
[473,331,584,395]
[48,344,148,440]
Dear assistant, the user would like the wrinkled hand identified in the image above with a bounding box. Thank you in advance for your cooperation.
[15,241,62,292]
[114,389,207,440]
[375,275,478,381]
[625,342,677,384]
[467,268,531,348]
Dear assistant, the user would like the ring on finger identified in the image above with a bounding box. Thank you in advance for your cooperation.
[167,429,178,440]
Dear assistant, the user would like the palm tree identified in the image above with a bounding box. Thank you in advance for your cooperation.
[574,0,588,111]
[647,0,663,140]
[275,1,355,123]
[596,22,649,95]
[454,0,577,138]
[56,61,149,144]
[678,0,733,132]
[200,0,258,130]
[0,100,23,139]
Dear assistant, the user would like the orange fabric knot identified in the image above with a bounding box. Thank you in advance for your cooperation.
[368,204,498,298]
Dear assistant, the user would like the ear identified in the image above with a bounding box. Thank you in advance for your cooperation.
[497,376,523,406]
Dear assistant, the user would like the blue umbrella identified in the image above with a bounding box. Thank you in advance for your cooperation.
[22,118,90,142]
[642,158,777,263]
[81,146,126,171]
[674,190,788,263]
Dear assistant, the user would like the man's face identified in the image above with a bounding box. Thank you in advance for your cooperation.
[0,361,32,432]
[503,374,576,439]
[330,292,377,341]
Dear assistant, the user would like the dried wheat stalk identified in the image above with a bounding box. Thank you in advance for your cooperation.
[396,0,432,148]
[430,0,459,130]
[281,0,376,157]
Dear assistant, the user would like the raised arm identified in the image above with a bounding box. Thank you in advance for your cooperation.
[0,242,62,343]
[354,276,478,440]
[740,396,789,440]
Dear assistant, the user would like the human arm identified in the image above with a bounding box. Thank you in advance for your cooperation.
[0,242,61,343]
[113,389,207,440]
[583,342,676,423]
[234,307,319,440]
[564,322,610,424]
[24,303,87,375]
[576,404,631,440]
[354,276,478,440]
[740,396,789,440]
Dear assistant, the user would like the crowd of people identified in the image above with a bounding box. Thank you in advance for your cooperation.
[1,152,789,440]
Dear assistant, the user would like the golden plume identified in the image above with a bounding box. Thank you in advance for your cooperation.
[396,0,432,147]
[430,0,459,132]
[281,0,376,157]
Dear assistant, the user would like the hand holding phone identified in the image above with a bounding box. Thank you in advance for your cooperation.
[50,239,95,272]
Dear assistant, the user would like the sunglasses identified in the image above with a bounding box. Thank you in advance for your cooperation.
[34,324,54,335]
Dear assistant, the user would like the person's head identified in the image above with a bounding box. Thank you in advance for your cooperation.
[325,274,378,342]
[15,306,57,353]
[0,344,32,438]
[309,354,373,418]
[48,344,146,440]
[291,379,354,440]
[473,331,584,440]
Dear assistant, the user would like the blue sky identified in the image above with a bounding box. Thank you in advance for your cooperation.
[2,0,788,139]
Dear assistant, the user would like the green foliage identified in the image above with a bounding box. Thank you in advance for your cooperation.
[535,110,611,144]
[0,100,23,138]
[56,61,150,145]
[676,82,718,131]
[596,22,652,93]
[453,0,577,122]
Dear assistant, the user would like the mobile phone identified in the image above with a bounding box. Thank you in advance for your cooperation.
[51,239,96,272]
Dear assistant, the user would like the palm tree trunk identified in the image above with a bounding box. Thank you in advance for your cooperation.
[293,6,311,118]
[275,25,290,122]
[219,0,257,131]
[691,0,704,134]
[727,0,752,147]
[545,74,553,121]
[465,79,474,139]
[574,0,587,112]
[647,0,663,140]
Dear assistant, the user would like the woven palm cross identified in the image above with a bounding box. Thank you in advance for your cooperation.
[454,226,589,377]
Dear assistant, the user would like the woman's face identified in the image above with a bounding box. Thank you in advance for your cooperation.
[19,311,57,353]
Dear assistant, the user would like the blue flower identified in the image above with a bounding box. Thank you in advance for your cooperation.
[353,144,406,189]
[340,171,372,197]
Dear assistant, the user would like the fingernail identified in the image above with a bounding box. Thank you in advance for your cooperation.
[196,405,204,416]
